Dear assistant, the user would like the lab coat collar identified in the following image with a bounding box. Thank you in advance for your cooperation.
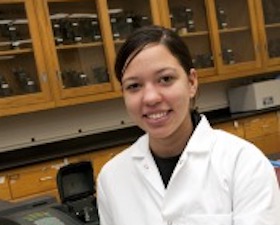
[131,115,216,158]
[185,115,216,154]
[130,115,216,197]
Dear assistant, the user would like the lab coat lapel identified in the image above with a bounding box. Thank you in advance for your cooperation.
[169,115,216,187]
[132,135,165,197]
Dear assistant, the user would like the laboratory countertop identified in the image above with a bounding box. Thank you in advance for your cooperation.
[1,106,280,171]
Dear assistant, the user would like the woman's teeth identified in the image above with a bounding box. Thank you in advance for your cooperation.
[147,112,167,119]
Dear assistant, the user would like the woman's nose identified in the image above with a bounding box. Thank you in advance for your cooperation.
[142,84,162,106]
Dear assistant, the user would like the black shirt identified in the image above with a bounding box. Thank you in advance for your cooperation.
[151,110,201,188]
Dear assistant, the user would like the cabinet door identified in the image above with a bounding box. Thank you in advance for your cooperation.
[90,145,126,180]
[209,0,262,75]
[250,133,280,155]
[255,0,280,70]
[7,159,65,199]
[243,112,279,155]
[108,0,161,39]
[213,120,244,138]
[8,169,56,199]
[35,0,121,107]
[243,112,278,139]
[0,0,53,117]
[160,0,216,78]
[107,0,161,45]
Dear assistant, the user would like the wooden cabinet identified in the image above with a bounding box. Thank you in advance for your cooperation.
[159,0,262,81]
[255,0,280,71]
[6,159,66,199]
[0,0,279,117]
[0,146,125,202]
[159,0,217,78]
[243,112,278,139]
[34,0,162,108]
[35,0,120,107]
[1,109,279,201]
[107,0,161,53]
[0,0,54,117]
[213,111,280,155]
[90,145,126,180]
[0,0,161,116]
[243,112,280,155]
[210,0,262,76]
[213,120,244,138]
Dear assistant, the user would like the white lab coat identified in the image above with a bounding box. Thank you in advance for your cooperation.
[97,115,280,225]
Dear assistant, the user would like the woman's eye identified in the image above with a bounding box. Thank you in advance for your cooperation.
[124,83,141,91]
[159,75,174,84]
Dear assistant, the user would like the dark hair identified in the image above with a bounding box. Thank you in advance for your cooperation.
[115,25,194,83]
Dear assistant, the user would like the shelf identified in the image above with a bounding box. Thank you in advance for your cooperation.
[47,0,88,3]
[265,23,280,29]
[0,48,33,56]
[180,30,210,37]
[56,41,103,50]
[114,39,126,45]
[219,26,250,34]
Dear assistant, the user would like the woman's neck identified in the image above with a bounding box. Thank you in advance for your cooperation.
[149,116,194,158]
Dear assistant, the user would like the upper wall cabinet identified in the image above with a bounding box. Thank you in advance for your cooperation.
[159,0,217,78]
[35,0,121,107]
[209,0,262,76]
[159,0,263,80]
[34,0,162,107]
[0,0,279,117]
[255,0,280,71]
[0,0,53,117]
[106,0,161,53]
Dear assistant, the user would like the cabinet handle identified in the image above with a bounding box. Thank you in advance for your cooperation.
[9,174,20,180]
[233,120,239,128]
[0,176,6,184]
[39,176,53,182]
[262,124,269,129]
[41,73,48,83]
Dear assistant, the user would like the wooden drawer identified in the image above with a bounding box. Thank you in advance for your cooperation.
[250,133,280,155]
[90,145,127,180]
[243,112,278,139]
[11,189,59,203]
[8,159,67,199]
[213,120,244,138]
[0,173,11,200]
[67,153,91,164]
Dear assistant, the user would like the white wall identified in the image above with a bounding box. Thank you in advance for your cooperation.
[0,81,232,152]
[0,98,133,152]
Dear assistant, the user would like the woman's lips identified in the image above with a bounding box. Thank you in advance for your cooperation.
[145,111,168,120]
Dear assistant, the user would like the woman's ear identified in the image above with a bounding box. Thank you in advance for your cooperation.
[188,68,198,98]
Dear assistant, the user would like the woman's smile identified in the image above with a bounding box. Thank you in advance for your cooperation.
[143,110,172,126]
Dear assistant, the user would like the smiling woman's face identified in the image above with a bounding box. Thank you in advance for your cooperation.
[122,44,198,141]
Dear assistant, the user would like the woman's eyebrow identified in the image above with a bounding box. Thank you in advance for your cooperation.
[122,67,177,83]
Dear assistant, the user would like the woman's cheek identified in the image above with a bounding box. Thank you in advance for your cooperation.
[124,95,139,115]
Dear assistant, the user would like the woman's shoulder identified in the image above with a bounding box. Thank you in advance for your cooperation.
[98,134,148,177]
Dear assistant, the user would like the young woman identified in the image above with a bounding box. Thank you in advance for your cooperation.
[97,25,280,225]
